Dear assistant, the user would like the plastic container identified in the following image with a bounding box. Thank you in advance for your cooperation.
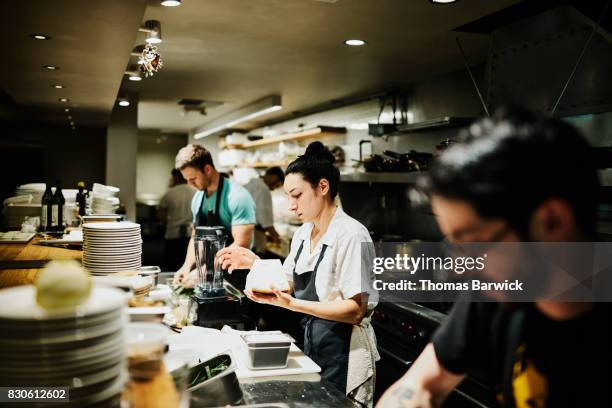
[241,331,295,370]
[126,322,168,381]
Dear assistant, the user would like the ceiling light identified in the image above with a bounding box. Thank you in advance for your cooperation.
[430,0,457,3]
[139,20,162,44]
[125,66,143,81]
[344,39,367,46]
[30,34,51,40]
[69,121,75,126]
[52,84,65,89]
[58,98,70,103]
[161,0,181,6]
[118,98,130,107]
[64,108,70,112]
[67,115,72,120]
[194,95,282,139]
[43,65,59,70]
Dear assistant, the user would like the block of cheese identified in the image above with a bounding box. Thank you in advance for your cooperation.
[245,259,290,294]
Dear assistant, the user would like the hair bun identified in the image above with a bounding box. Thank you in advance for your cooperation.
[304,141,335,164]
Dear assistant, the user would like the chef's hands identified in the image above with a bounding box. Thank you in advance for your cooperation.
[244,287,294,309]
[216,246,259,273]
[173,266,198,288]
[173,265,190,285]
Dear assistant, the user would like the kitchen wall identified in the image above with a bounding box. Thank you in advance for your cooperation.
[137,130,188,203]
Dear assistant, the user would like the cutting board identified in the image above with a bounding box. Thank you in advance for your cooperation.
[165,326,320,379]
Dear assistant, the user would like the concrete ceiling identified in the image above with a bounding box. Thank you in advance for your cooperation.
[0,0,147,126]
[2,0,522,131]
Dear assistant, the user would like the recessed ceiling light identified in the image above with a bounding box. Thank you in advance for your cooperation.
[52,84,65,89]
[58,98,70,103]
[43,65,59,70]
[67,115,72,120]
[161,0,181,6]
[30,34,51,40]
[344,39,367,47]
[430,0,457,3]
[64,108,70,112]
[118,100,130,107]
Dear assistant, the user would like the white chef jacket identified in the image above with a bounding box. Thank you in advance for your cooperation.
[243,177,274,229]
[283,207,378,308]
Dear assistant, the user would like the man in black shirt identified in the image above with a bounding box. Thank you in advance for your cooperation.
[376,108,611,408]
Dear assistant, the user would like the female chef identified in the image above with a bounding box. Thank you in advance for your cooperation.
[217,141,379,405]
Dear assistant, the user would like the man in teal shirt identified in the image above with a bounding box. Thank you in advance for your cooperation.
[173,144,255,285]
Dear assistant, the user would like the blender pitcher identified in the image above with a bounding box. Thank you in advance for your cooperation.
[193,226,227,299]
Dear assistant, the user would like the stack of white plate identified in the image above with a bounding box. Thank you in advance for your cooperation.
[91,183,120,214]
[15,183,47,202]
[83,222,142,275]
[91,196,120,214]
[0,285,127,407]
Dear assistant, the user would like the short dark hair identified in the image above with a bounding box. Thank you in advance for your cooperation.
[286,141,340,199]
[175,144,215,170]
[171,168,186,186]
[265,166,285,183]
[425,107,599,238]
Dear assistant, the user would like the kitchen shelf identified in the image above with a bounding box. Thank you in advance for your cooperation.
[341,172,425,184]
[221,126,346,149]
[237,160,293,168]
[395,117,475,133]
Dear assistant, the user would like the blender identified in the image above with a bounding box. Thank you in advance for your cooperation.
[192,226,243,328]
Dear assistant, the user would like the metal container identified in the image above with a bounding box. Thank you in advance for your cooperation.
[241,332,295,370]
[139,266,161,286]
[186,352,243,407]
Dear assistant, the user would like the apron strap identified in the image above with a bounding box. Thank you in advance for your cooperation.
[195,174,225,227]
[313,244,329,272]
[501,307,526,407]
[292,240,305,274]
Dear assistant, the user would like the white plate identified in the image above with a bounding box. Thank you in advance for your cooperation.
[0,285,125,320]
[83,221,139,230]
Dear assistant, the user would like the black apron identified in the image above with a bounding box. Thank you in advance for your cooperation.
[195,175,252,289]
[292,240,352,393]
[195,175,231,245]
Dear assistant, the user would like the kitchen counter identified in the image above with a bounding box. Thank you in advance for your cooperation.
[0,236,82,288]
[237,378,357,408]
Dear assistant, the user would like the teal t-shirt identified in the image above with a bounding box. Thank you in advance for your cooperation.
[191,178,256,231]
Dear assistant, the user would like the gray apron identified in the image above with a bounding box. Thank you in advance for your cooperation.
[292,240,352,392]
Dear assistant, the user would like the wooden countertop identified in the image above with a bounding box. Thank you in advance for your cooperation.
[0,236,83,288]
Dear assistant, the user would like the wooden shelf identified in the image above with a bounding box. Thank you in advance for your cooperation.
[237,160,293,168]
[220,126,346,149]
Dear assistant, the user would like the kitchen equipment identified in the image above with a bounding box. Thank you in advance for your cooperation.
[193,226,226,299]
[241,331,295,370]
[192,228,245,328]
[187,352,244,407]
[126,322,168,381]
[372,302,495,406]
[383,150,434,171]
[139,265,161,286]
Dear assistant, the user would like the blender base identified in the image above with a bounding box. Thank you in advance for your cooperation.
[193,293,243,329]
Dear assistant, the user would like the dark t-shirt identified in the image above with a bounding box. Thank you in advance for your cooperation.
[432,296,612,407]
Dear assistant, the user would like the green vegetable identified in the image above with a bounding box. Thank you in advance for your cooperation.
[188,356,231,388]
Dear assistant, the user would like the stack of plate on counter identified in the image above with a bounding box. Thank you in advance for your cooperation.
[15,182,47,202]
[0,285,127,407]
[83,222,142,275]
[91,183,120,214]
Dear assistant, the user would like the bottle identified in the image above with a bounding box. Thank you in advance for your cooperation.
[40,183,53,232]
[51,181,66,232]
[76,181,87,217]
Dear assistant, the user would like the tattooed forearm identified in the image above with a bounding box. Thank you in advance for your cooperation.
[393,387,415,401]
